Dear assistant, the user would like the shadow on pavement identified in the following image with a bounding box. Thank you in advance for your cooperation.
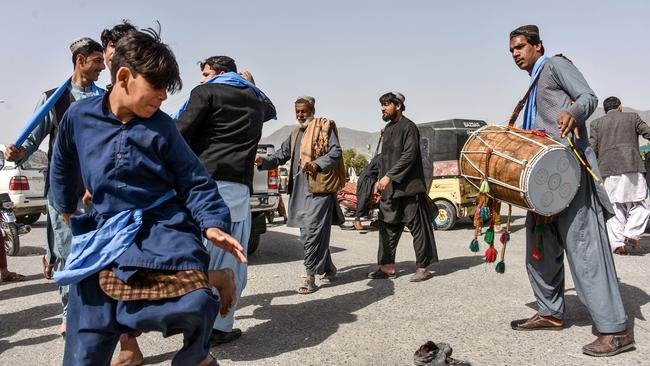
[144,350,177,365]
[212,267,395,362]
[15,246,46,257]
[210,256,484,362]
[0,302,61,353]
[524,282,648,337]
[0,274,42,287]
[0,281,57,301]
[0,334,60,354]
[248,231,345,266]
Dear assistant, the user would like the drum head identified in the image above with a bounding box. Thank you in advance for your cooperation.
[524,148,580,216]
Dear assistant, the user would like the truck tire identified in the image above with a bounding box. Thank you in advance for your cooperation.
[248,232,261,255]
[3,223,20,256]
[433,200,457,231]
[265,211,275,224]
[17,213,41,225]
[248,213,267,255]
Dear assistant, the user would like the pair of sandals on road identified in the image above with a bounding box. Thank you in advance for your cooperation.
[298,264,337,294]
[367,268,433,282]
[414,341,471,366]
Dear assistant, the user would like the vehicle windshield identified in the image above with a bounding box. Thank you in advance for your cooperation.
[21,151,48,171]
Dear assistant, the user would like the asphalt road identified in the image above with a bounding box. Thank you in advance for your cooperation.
[1,208,648,365]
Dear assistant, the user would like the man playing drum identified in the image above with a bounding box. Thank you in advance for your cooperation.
[508,25,633,357]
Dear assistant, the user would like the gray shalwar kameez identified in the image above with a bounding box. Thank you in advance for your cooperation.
[524,56,627,333]
[260,127,344,275]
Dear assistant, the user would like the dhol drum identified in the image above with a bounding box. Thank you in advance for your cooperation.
[460,125,580,216]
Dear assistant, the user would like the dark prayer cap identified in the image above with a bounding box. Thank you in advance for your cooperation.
[509,24,544,54]
[510,25,540,42]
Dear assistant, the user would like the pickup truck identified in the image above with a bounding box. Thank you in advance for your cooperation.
[249,144,280,254]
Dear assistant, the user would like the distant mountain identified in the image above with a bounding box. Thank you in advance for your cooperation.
[587,107,650,125]
[260,125,382,157]
[587,107,650,144]
[261,109,650,155]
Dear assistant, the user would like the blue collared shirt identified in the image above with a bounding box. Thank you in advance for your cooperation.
[50,94,231,274]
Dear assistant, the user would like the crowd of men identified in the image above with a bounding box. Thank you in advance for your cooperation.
[0,21,646,365]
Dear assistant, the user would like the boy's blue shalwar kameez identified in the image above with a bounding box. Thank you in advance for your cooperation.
[49,94,232,366]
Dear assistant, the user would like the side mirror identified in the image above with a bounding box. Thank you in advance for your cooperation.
[0,151,4,170]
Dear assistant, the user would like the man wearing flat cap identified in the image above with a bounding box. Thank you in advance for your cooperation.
[368,92,439,282]
[3,37,105,336]
[256,96,345,294]
[508,24,633,357]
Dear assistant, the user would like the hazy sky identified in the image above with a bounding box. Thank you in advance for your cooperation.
[1,0,648,146]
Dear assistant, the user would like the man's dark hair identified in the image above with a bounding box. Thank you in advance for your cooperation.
[379,93,406,111]
[603,96,621,113]
[510,25,545,55]
[100,20,137,49]
[110,25,182,93]
[71,39,103,65]
[199,56,237,73]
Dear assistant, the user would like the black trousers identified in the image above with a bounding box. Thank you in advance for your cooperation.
[378,195,438,268]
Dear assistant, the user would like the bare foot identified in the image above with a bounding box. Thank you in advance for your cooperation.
[58,322,66,337]
[111,337,144,366]
[208,268,236,317]
[379,264,396,276]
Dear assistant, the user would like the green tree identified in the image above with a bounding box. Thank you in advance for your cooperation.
[342,148,369,178]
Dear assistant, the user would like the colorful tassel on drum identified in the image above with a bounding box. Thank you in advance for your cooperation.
[483,227,494,245]
[484,244,498,263]
[495,230,510,273]
[469,238,480,253]
[479,180,490,193]
[532,223,544,261]
[479,206,490,220]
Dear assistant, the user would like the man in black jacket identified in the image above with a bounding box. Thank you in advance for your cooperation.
[177,55,276,345]
[368,92,438,282]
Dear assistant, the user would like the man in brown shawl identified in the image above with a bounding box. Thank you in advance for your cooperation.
[256,96,345,294]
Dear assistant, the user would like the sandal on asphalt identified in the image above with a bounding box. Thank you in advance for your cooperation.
[321,266,337,283]
[409,271,433,282]
[297,280,318,294]
[1,272,25,282]
[367,269,396,279]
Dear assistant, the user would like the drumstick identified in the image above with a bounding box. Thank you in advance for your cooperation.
[566,137,603,187]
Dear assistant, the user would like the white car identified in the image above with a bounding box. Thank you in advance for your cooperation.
[0,145,47,224]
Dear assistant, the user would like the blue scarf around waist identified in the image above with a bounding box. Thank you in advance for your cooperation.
[53,190,176,286]
[172,72,273,119]
[522,55,549,130]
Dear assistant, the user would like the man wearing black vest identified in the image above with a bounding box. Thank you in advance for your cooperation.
[4,37,105,336]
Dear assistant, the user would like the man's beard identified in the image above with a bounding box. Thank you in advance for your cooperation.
[297,116,314,128]
[382,111,396,122]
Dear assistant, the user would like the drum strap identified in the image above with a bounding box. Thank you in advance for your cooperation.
[507,70,544,127]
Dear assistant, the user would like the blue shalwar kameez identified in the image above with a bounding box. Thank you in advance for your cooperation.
[49,94,232,366]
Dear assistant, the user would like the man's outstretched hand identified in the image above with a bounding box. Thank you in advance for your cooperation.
[205,227,248,264]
